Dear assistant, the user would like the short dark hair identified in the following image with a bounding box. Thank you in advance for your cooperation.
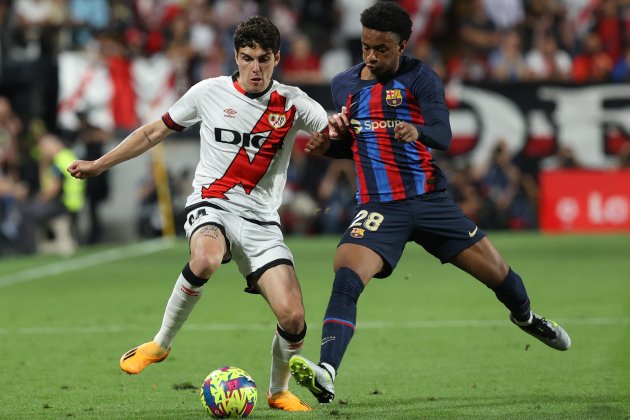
[360,1,412,42]
[233,16,281,53]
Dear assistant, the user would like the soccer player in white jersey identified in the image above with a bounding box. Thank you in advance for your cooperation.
[67,16,328,412]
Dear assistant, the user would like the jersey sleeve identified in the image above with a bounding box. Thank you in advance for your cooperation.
[410,66,451,150]
[293,92,328,133]
[162,81,205,131]
[331,73,346,112]
[410,66,449,112]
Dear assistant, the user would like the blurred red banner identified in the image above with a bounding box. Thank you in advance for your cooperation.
[540,170,630,232]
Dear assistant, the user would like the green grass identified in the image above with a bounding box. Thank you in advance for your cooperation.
[0,233,629,419]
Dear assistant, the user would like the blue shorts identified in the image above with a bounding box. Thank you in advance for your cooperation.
[339,191,485,278]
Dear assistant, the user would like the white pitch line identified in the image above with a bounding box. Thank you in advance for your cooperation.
[0,317,628,336]
[0,238,175,288]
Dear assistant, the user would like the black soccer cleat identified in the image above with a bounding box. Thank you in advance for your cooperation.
[289,355,335,403]
[510,312,571,351]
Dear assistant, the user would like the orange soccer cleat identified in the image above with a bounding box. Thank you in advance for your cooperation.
[266,390,312,411]
[119,341,171,374]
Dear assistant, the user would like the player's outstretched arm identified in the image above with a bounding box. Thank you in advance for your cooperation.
[67,119,174,179]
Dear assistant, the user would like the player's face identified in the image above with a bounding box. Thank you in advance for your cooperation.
[361,28,406,79]
[235,45,279,94]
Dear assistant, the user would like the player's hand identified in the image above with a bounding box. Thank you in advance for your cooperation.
[327,106,350,139]
[305,131,331,155]
[67,160,103,179]
[394,122,419,143]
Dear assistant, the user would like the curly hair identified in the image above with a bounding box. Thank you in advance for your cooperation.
[233,16,281,53]
[360,1,412,42]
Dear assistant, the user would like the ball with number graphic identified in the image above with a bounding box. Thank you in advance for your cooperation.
[200,367,257,418]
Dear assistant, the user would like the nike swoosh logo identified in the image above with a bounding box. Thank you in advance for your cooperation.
[468,227,478,237]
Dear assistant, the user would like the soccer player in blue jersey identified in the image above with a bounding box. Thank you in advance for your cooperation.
[289,1,571,404]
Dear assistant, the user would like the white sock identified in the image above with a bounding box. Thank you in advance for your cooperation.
[268,328,304,395]
[153,273,204,349]
[320,362,336,381]
[514,310,533,326]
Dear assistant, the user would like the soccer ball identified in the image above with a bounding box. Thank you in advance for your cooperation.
[200,366,257,418]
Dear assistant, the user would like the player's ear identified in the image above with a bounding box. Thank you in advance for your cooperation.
[399,39,407,54]
[234,49,239,63]
[274,51,280,67]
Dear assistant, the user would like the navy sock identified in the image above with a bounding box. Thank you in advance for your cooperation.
[320,267,364,373]
[492,268,531,322]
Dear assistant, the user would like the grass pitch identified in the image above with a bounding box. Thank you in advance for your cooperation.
[0,233,629,419]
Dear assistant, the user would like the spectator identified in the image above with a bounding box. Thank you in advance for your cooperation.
[296,0,338,56]
[0,97,22,173]
[165,12,196,94]
[447,0,500,81]
[0,97,26,250]
[489,29,531,81]
[400,0,449,45]
[596,0,623,62]
[616,141,630,168]
[188,0,224,81]
[68,0,110,48]
[572,31,614,83]
[12,0,66,60]
[280,33,322,85]
[458,0,501,57]
[17,133,84,254]
[524,33,573,81]
[74,111,111,244]
[412,38,446,79]
[540,145,582,170]
[483,0,525,31]
[320,37,353,82]
[612,45,630,81]
[316,159,355,234]
[268,0,298,40]
[445,159,484,224]
[336,0,377,65]
[476,140,523,228]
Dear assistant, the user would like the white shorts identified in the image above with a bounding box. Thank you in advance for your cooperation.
[184,204,294,289]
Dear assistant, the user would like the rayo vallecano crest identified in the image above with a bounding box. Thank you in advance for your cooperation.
[268,113,287,129]
[386,89,403,107]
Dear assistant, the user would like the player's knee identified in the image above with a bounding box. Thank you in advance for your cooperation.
[189,251,222,278]
[276,306,305,334]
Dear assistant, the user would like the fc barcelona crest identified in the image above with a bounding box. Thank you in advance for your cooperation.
[385,89,403,107]
[350,227,365,238]
[268,113,287,129]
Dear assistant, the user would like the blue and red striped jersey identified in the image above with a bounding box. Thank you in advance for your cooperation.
[330,56,451,204]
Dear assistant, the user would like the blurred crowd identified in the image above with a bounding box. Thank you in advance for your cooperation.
[2,0,630,255]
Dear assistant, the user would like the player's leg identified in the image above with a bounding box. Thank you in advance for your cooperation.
[290,243,381,404]
[237,221,311,411]
[450,238,570,350]
[413,192,570,350]
[120,220,228,374]
[291,202,409,403]
[255,264,311,411]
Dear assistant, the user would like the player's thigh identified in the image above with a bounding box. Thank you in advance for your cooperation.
[256,264,305,330]
[190,223,227,257]
[410,192,486,263]
[235,221,297,291]
[185,206,232,274]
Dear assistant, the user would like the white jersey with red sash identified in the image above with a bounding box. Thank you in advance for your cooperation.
[162,75,327,224]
